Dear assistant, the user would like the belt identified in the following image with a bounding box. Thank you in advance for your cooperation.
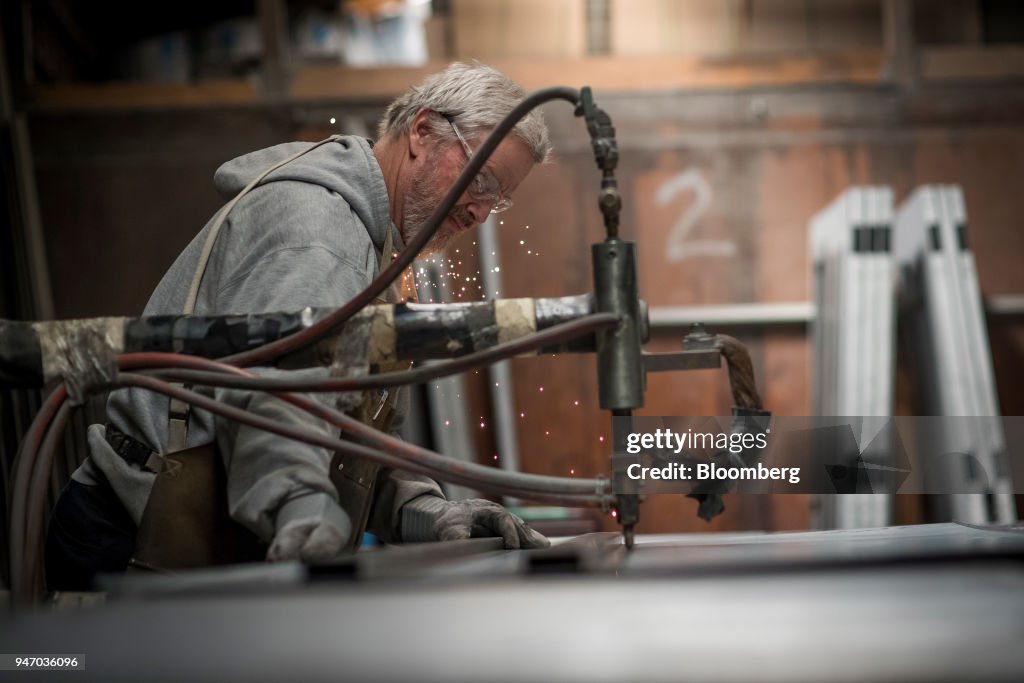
[105,426,163,473]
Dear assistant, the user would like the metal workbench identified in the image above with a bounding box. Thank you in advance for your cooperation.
[3,522,1024,682]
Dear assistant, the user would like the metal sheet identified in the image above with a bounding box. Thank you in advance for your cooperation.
[3,524,1024,683]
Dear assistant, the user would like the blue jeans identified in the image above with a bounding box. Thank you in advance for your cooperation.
[45,478,136,591]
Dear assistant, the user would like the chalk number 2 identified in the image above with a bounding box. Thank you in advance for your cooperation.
[656,169,736,263]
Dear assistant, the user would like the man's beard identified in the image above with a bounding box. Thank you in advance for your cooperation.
[402,165,474,256]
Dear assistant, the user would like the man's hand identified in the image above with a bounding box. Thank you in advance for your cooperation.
[267,495,352,562]
[267,516,347,562]
[401,495,550,549]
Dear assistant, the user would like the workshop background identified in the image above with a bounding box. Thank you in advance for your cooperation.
[2,0,1023,557]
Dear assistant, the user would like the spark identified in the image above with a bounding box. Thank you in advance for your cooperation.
[573,400,579,406]
[480,421,486,428]
[444,420,450,426]
[329,117,336,124]
[538,386,544,392]
[519,240,525,245]
[570,468,575,475]
[520,412,525,418]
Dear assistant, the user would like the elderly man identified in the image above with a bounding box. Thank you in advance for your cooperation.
[46,62,551,590]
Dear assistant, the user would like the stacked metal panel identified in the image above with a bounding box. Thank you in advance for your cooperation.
[809,186,896,529]
[894,185,1016,523]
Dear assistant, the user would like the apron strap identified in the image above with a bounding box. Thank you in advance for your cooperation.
[380,225,395,269]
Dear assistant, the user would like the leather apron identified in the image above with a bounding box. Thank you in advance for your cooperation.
[328,228,413,550]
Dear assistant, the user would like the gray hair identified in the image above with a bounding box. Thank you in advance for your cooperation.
[377,61,551,164]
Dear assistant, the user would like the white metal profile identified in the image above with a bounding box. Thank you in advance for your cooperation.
[895,186,1016,524]
[809,186,896,529]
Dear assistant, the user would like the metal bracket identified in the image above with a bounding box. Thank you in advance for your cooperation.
[641,323,723,373]
[642,349,721,373]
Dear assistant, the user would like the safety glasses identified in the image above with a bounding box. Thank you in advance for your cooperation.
[443,115,513,214]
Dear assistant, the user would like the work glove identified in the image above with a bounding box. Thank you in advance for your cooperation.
[267,494,352,562]
[401,495,550,549]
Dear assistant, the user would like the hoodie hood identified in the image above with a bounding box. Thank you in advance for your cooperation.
[213,135,399,253]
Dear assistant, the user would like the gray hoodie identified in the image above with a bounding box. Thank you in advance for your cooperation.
[74,135,443,545]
